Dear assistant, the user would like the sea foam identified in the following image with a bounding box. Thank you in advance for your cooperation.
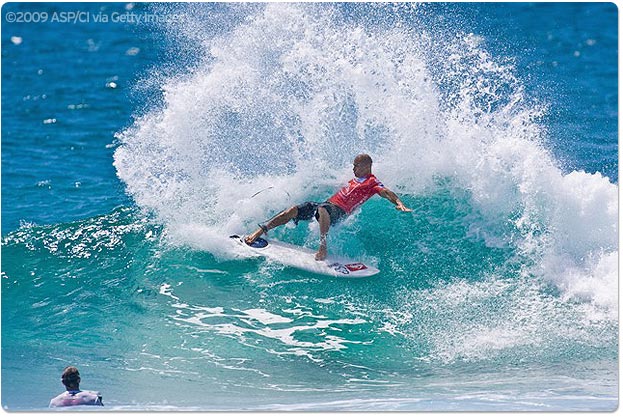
[114,3,617,314]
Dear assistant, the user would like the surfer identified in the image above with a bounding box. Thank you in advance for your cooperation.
[49,366,103,408]
[245,154,411,260]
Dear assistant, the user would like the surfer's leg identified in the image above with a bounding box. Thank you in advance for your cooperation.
[266,206,299,229]
[315,206,330,261]
[245,206,299,244]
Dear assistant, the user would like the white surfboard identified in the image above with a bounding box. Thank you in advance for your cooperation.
[230,235,380,277]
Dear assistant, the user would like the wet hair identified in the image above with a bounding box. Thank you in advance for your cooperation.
[61,366,80,388]
[355,154,373,166]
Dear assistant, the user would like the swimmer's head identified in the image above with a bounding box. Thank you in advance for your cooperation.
[61,366,81,390]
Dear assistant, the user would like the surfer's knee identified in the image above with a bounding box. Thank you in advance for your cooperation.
[316,207,330,231]
[269,206,297,222]
[316,206,329,219]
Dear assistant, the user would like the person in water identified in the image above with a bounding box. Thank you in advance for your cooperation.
[245,154,412,260]
[49,366,103,408]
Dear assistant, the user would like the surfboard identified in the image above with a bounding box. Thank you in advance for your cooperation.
[230,235,380,277]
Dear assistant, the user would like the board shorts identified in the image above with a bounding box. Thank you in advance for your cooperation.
[294,201,346,226]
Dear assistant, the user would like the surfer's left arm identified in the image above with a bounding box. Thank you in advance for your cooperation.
[378,188,412,212]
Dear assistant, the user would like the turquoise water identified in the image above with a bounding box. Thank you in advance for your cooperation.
[2,2,618,411]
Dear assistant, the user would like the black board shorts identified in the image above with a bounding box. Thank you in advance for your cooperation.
[295,201,346,226]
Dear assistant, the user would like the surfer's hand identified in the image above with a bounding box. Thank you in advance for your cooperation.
[396,202,412,212]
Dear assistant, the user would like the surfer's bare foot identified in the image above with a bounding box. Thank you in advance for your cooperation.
[244,229,262,245]
[315,246,327,261]
[245,224,268,245]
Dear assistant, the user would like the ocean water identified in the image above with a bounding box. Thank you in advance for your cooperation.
[1,2,618,411]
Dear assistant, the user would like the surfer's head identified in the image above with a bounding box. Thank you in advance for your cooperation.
[61,366,81,390]
[353,154,373,177]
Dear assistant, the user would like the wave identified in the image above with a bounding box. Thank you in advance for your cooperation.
[2,206,616,369]
[112,3,616,324]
